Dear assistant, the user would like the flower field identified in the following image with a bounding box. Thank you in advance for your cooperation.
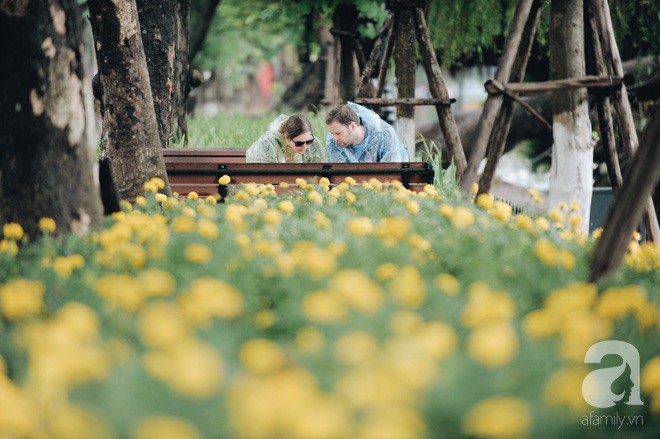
[0,176,659,439]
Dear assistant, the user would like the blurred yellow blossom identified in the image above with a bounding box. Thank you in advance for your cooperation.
[489,201,512,223]
[0,239,18,256]
[328,269,384,314]
[468,321,519,367]
[307,190,323,204]
[184,243,213,264]
[476,193,494,210]
[38,217,56,233]
[406,200,420,215]
[295,327,326,354]
[138,269,176,297]
[179,278,244,326]
[239,339,287,374]
[347,216,373,237]
[2,222,24,240]
[462,397,531,438]
[253,309,276,329]
[52,254,85,278]
[155,193,168,203]
[435,273,461,297]
[451,206,475,229]
[544,366,591,415]
[438,203,454,218]
[375,262,400,281]
[138,302,190,349]
[218,174,231,185]
[0,278,45,320]
[461,282,515,328]
[596,285,647,320]
[389,265,426,308]
[301,290,347,323]
[187,191,199,200]
[334,331,379,365]
[278,200,295,214]
[132,416,201,439]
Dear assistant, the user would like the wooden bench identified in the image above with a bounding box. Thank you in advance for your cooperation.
[163,149,435,197]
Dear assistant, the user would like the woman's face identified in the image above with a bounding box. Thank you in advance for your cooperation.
[286,131,315,155]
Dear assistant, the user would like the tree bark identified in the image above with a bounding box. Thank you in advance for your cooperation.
[333,4,358,103]
[136,0,178,148]
[549,0,593,233]
[394,9,416,159]
[170,0,192,142]
[0,0,104,238]
[88,0,171,201]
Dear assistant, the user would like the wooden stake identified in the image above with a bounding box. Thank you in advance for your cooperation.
[356,13,394,98]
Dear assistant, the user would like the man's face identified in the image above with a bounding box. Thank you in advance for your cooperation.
[327,121,357,148]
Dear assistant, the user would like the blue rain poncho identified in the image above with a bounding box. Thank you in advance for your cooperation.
[325,102,409,163]
[246,114,327,163]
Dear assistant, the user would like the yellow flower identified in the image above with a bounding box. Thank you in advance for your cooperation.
[328,269,384,314]
[461,282,515,328]
[239,339,287,374]
[143,180,158,192]
[138,269,176,297]
[132,416,201,439]
[307,190,323,204]
[179,278,244,326]
[0,278,45,319]
[471,182,479,194]
[0,239,18,256]
[154,193,168,203]
[415,321,458,360]
[489,201,512,223]
[468,321,519,367]
[375,216,411,246]
[172,216,196,233]
[334,331,379,365]
[435,273,461,297]
[544,365,591,415]
[38,217,56,233]
[438,203,454,218]
[52,254,85,278]
[95,274,144,312]
[347,217,373,237]
[344,191,357,204]
[278,200,295,214]
[451,206,475,229]
[513,214,534,233]
[135,195,147,207]
[389,310,424,335]
[253,309,276,329]
[184,243,213,264]
[462,397,531,438]
[138,302,190,348]
[206,195,217,204]
[549,208,565,223]
[187,191,199,200]
[344,176,357,185]
[375,262,400,281]
[389,265,426,308]
[195,219,218,240]
[406,200,420,215]
[595,285,647,320]
[2,222,24,240]
[143,339,224,398]
[641,356,660,395]
[301,290,347,323]
[476,193,494,210]
[315,211,331,228]
[523,309,559,338]
[262,208,282,226]
[218,174,231,185]
[295,327,326,354]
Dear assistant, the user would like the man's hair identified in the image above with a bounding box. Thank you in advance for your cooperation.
[279,114,312,140]
[325,104,359,126]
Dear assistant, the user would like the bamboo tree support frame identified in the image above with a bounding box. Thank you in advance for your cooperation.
[354,0,466,176]
[458,0,658,243]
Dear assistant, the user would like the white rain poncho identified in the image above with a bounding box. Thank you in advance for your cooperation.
[246,114,327,163]
[325,102,409,163]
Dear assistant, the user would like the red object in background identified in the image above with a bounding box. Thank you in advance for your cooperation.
[257,61,275,108]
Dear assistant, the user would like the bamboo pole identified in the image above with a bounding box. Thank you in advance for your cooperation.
[459,0,543,194]
[413,7,466,178]
[589,104,660,281]
[485,75,621,96]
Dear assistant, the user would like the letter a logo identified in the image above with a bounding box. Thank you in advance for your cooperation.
[582,340,644,408]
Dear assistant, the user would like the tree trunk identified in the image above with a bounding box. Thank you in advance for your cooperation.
[394,9,416,160]
[0,0,104,238]
[88,0,171,201]
[549,0,593,233]
[170,0,192,142]
[333,4,358,103]
[136,0,177,148]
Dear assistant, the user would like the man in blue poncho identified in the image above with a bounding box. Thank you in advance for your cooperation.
[325,102,409,163]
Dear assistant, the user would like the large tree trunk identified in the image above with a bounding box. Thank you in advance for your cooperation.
[88,0,171,201]
[136,0,178,148]
[548,0,593,232]
[394,8,417,159]
[0,0,104,238]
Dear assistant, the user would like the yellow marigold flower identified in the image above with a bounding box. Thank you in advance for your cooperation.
[435,273,461,297]
[181,206,196,218]
[295,327,326,354]
[2,222,24,240]
[48,403,111,439]
[461,282,515,328]
[641,356,660,395]
[262,208,282,226]
[143,339,224,398]
[490,201,512,222]
[514,214,534,233]
[375,216,411,246]
[468,321,519,367]
[389,265,426,308]
[291,241,338,279]
[569,214,582,228]
[196,219,218,239]
[0,239,19,256]
[595,285,647,320]
[344,191,357,204]
[549,208,565,223]
[462,397,531,438]
[334,331,379,365]
[218,174,231,185]
[253,309,276,329]
[451,206,475,229]
[544,365,591,415]
[187,191,199,200]
[52,254,85,278]
[179,278,244,326]
[319,177,331,188]
[534,238,558,266]
[528,188,539,197]
[438,203,454,218]
[375,262,400,281]
[95,273,144,312]
[328,269,384,314]
[301,290,347,323]
[279,181,290,189]
[138,302,190,348]
[0,278,45,320]
[471,182,479,194]
[155,193,168,203]
[205,195,217,204]
[138,269,176,297]
[239,339,287,374]
[406,200,420,215]
[476,193,494,210]
[38,217,56,233]
[344,176,357,185]
[535,217,550,232]
[368,177,383,191]
[184,243,213,264]
[556,248,576,271]
[135,195,147,207]
[389,310,424,335]
[523,309,559,338]
[408,233,431,252]
[423,184,438,196]
[347,217,373,237]
[171,216,196,233]
[314,212,331,228]
[278,200,295,214]
[133,416,202,439]
[415,321,458,361]
[143,180,158,192]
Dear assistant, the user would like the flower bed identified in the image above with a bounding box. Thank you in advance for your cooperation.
[0,177,658,438]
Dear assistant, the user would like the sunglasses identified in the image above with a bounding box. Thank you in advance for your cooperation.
[292,136,315,147]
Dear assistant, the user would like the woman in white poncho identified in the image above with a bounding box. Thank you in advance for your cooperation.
[246,114,327,163]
